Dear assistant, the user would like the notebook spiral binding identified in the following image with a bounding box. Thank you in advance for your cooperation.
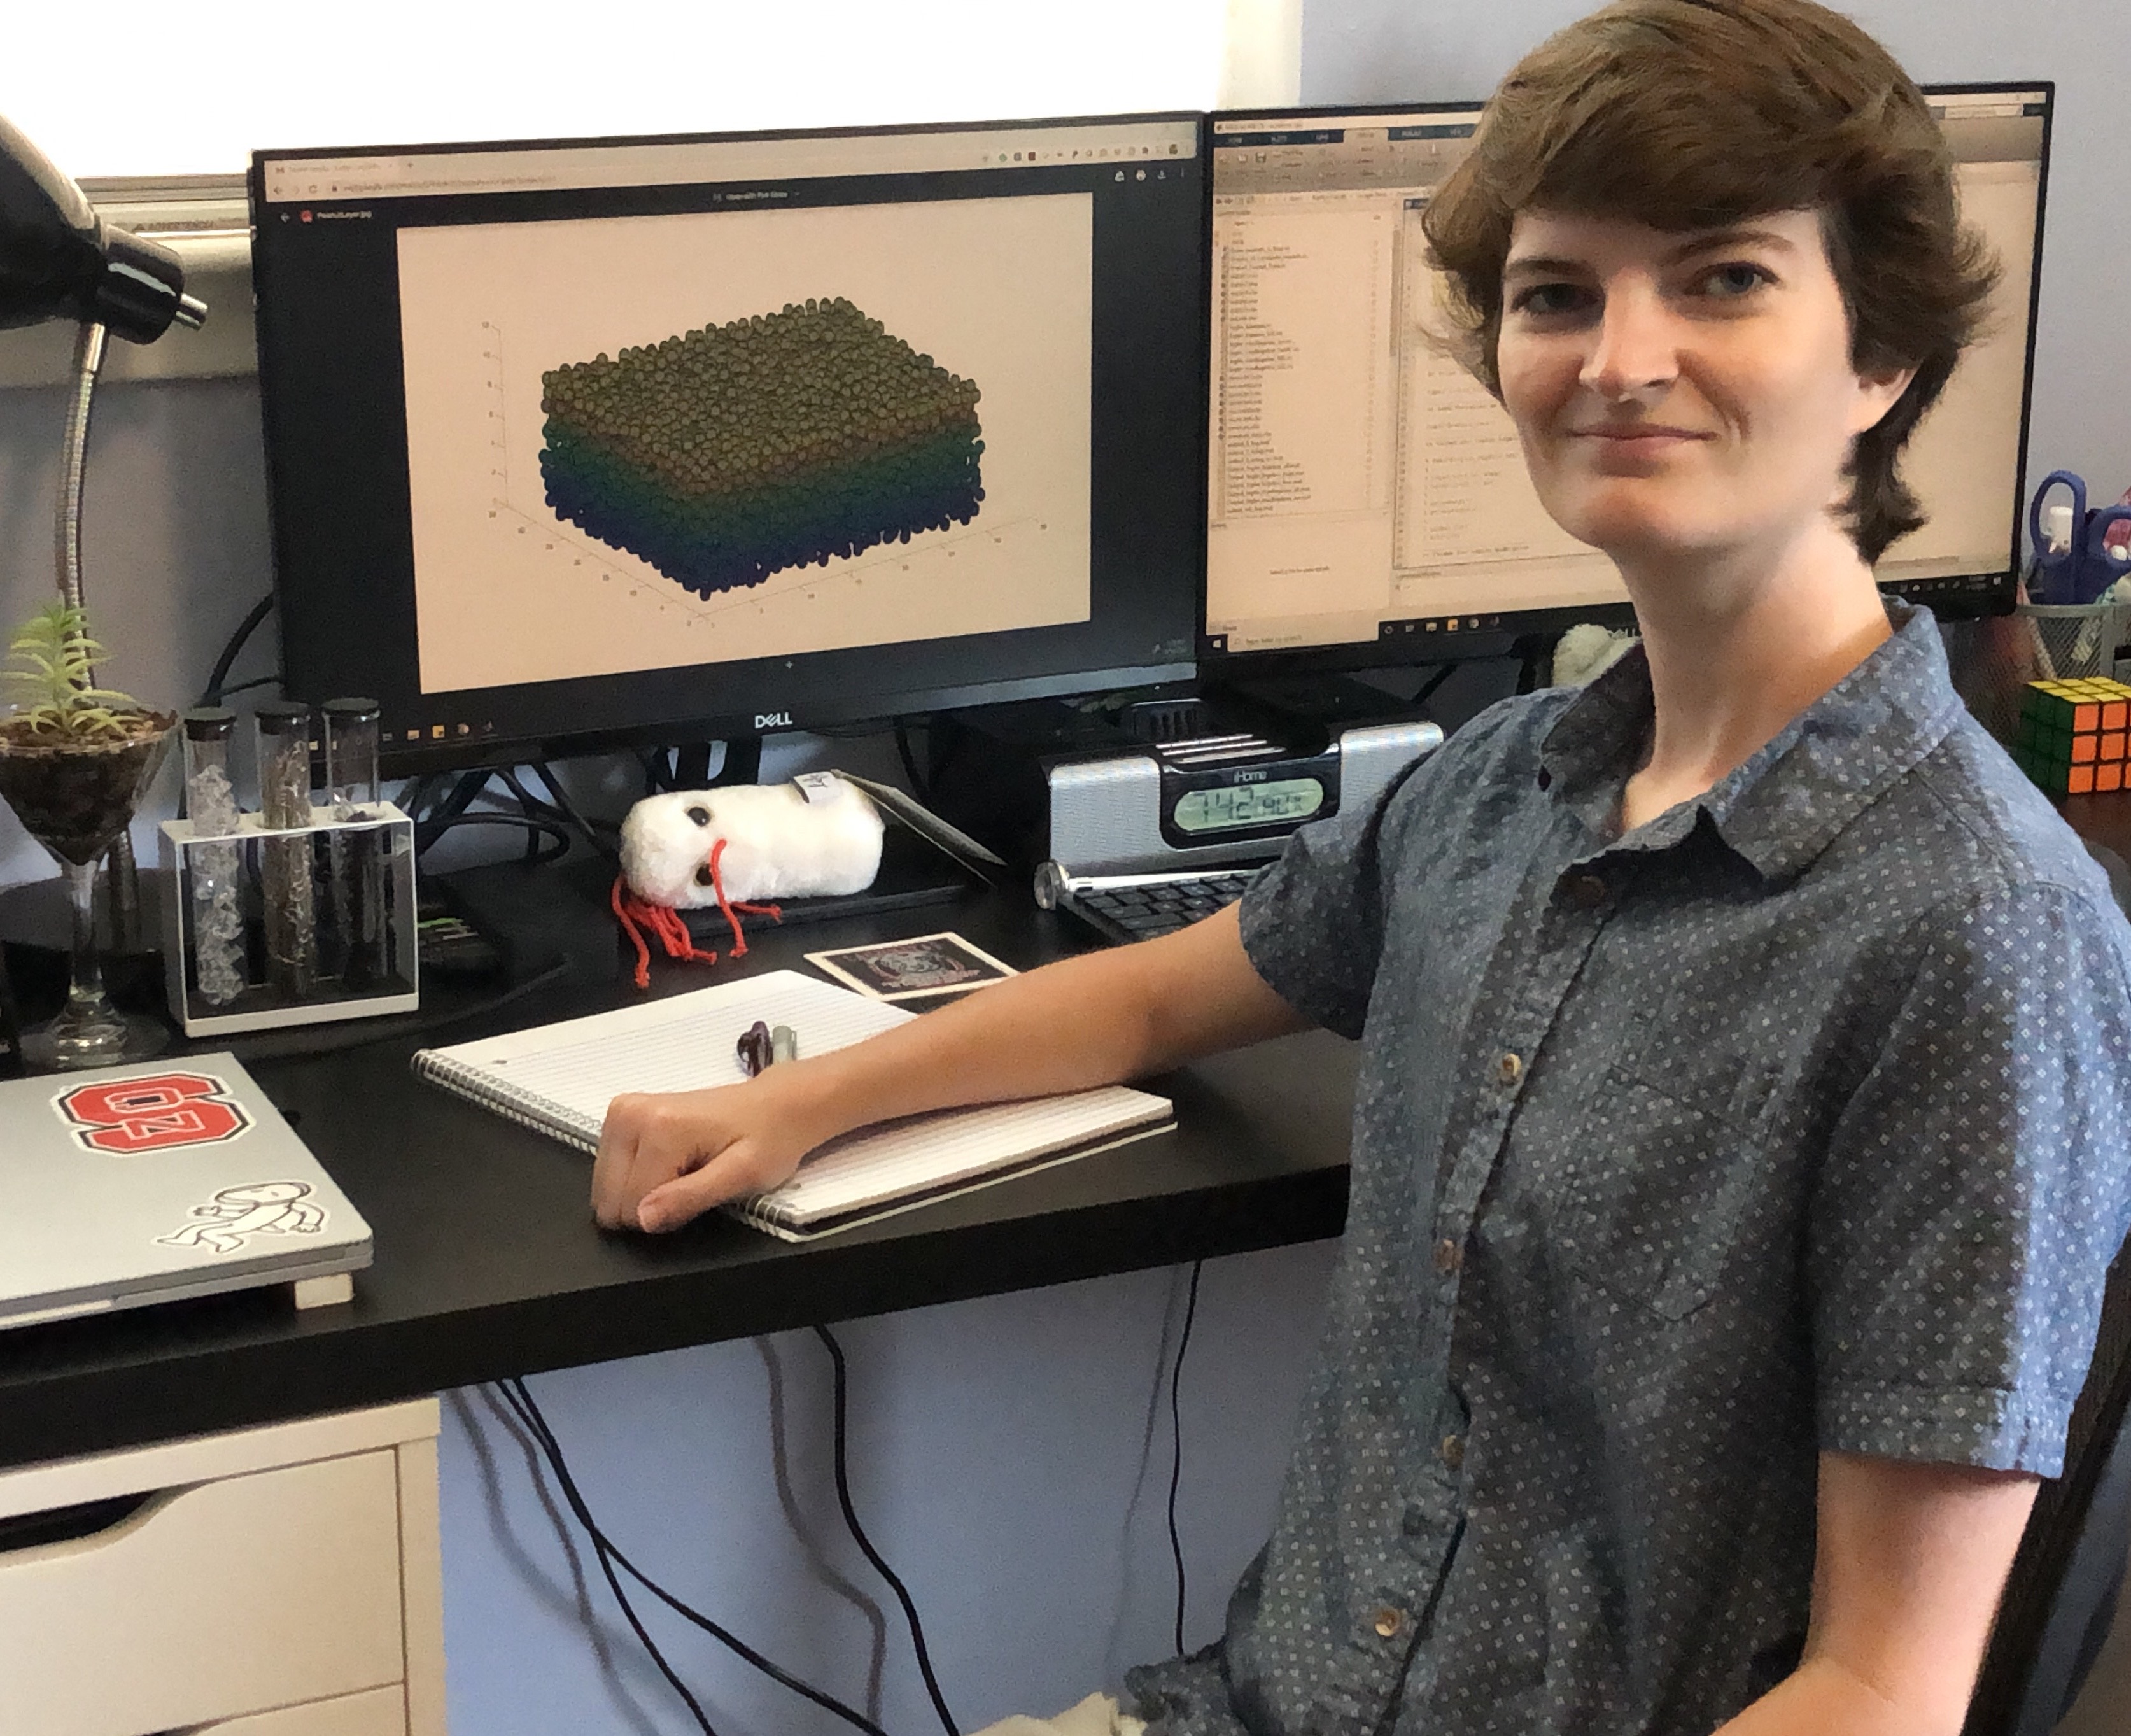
[411,1052,601,1155]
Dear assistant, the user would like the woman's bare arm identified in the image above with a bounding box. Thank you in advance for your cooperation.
[592,903,1309,1231]
[1714,1451,2038,1736]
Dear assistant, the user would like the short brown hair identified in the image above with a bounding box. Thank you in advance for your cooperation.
[1422,0,1997,563]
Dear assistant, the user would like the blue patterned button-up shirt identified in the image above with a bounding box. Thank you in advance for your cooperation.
[1128,605,2131,1736]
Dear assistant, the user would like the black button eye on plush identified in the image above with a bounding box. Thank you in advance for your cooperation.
[694,863,715,887]
[687,805,712,826]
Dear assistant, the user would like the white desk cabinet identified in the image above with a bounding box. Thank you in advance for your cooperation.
[0,1401,445,1736]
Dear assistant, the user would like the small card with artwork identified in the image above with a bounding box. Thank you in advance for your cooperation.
[804,932,1018,1001]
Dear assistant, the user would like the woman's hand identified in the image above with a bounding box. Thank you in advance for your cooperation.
[593,1066,833,1232]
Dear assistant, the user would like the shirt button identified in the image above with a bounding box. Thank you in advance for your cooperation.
[1494,1052,1522,1086]
[1566,873,1608,909]
[1440,1433,1466,1471]
[1373,1605,1407,1639]
[1433,1238,1463,1274]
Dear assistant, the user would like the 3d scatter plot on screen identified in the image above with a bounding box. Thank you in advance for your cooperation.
[538,297,986,598]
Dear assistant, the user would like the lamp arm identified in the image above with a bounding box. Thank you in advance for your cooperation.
[56,320,106,617]
[53,318,144,941]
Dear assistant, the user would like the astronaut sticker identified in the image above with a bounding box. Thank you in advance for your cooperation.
[158,1182,327,1256]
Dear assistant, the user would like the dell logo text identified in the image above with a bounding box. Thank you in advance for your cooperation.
[755,711,794,730]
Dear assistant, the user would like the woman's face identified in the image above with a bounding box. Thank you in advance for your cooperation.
[1494,208,1909,573]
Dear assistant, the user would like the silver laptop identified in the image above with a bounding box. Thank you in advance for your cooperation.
[0,1054,372,1330]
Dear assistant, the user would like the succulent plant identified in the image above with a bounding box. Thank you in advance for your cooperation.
[2,602,143,740]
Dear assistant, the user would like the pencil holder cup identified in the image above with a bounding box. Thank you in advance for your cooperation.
[158,801,419,1036]
[2021,601,2131,684]
[1950,601,2131,747]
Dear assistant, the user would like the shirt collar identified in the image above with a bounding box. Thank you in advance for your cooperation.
[1538,600,1967,884]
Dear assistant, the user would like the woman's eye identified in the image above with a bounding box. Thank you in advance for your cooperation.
[1697,262,1771,299]
[1510,281,1593,317]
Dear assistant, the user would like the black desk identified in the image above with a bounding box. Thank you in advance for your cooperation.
[0,860,1354,1472]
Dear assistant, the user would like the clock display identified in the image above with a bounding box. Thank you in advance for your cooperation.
[1172,777,1325,833]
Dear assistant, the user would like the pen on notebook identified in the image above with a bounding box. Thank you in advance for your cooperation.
[736,1021,801,1078]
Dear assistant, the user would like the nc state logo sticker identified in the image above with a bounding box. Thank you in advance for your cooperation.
[53,1072,253,1155]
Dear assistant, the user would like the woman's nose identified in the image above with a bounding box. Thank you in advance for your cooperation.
[1579,280,1679,400]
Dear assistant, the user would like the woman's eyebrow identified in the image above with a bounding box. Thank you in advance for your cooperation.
[1503,227,1803,281]
[1663,226,1801,262]
[1502,254,1590,282]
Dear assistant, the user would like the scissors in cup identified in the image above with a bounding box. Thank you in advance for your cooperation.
[2027,470,2131,603]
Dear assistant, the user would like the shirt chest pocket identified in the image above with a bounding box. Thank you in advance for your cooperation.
[1552,1062,1777,1322]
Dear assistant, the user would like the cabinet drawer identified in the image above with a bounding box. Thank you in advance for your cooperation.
[192,1683,407,1736]
[0,1449,405,1736]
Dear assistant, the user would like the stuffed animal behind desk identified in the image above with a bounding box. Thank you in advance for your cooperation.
[612,776,886,985]
[621,779,885,906]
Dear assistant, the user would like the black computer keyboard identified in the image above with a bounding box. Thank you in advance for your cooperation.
[1061,868,1266,944]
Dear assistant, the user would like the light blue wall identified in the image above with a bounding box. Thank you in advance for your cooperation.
[0,378,274,886]
[440,1245,1336,1734]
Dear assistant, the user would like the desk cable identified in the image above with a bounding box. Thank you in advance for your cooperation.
[493,1374,892,1736]
[1167,1259,1205,1656]
[815,1323,962,1736]
[197,591,275,707]
[496,1285,1206,1734]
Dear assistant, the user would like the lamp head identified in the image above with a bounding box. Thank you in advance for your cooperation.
[1,112,206,344]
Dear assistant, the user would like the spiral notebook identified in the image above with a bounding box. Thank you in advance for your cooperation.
[411,970,1174,1240]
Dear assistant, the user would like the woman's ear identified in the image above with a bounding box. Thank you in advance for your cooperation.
[1848,362,1916,437]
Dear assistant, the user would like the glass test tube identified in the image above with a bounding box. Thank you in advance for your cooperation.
[323,698,381,818]
[254,702,318,998]
[181,708,246,1005]
[322,698,384,987]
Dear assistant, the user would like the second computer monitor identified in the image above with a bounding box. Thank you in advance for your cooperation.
[1204,89,2050,662]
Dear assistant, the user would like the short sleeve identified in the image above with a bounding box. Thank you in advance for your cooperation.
[1235,749,1437,1040]
[1809,880,2131,1476]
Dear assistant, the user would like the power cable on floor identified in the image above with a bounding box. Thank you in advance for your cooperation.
[815,1325,962,1736]
[495,1374,892,1736]
[1168,1259,1205,1656]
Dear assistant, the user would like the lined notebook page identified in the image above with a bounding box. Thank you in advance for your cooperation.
[421,972,913,1138]
[414,970,1172,1229]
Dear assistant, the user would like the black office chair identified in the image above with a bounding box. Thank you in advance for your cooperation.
[1965,1236,2131,1735]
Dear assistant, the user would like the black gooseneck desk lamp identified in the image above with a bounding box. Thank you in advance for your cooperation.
[1,113,206,1059]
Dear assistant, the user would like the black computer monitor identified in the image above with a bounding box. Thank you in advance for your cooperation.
[251,114,1207,771]
[1200,86,2052,670]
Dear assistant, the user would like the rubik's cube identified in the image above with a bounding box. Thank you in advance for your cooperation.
[2014,677,2131,794]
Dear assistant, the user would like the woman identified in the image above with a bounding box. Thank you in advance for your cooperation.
[595,4,2131,1732]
